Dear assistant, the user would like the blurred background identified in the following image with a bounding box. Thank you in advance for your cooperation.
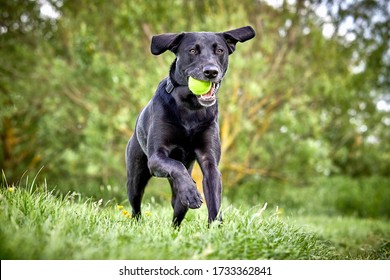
[1,0,389,217]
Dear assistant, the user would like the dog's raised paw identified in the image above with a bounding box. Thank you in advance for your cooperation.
[179,187,203,209]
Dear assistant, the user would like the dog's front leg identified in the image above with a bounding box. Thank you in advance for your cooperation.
[148,149,203,211]
[195,132,223,224]
[197,156,222,224]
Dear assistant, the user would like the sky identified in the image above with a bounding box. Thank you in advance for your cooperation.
[39,0,61,19]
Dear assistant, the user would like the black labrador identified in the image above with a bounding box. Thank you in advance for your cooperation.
[126,26,255,226]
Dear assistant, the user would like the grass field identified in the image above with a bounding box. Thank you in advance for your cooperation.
[1,177,389,260]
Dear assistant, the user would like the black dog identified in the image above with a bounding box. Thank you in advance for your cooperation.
[126,26,255,226]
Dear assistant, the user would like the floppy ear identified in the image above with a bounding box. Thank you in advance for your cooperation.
[151,33,185,55]
[222,26,256,54]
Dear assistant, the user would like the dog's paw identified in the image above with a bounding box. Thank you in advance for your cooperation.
[179,181,203,209]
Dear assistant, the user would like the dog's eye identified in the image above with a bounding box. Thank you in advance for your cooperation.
[189,49,197,54]
[216,48,224,55]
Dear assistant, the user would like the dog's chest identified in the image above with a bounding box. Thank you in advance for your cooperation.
[177,110,215,136]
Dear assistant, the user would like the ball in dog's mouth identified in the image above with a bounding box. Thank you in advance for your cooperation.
[188,77,212,95]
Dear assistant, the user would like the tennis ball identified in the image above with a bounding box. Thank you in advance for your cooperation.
[188,77,212,95]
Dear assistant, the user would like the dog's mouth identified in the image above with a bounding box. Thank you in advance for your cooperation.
[193,82,221,107]
[198,81,218,97]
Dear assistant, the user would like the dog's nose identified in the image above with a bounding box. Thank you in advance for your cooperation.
[203,65,219,79]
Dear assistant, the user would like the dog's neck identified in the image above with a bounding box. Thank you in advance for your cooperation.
[167,60,187,92]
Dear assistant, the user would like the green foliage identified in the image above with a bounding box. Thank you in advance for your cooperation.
[228,176,390,219]
[1,0,389,198]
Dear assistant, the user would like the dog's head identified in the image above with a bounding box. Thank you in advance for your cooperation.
[151,26,255,107]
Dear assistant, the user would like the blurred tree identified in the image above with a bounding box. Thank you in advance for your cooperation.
[219,0,390,184]
[0,0,388,198]
[0,0,58,183]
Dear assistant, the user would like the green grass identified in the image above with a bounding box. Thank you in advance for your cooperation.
[1,179,389,260]
[294,215,390,259]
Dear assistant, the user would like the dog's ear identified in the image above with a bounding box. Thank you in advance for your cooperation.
[222,26,256,54]
[151,33,185,55]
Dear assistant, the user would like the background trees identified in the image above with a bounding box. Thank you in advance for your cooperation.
[1,0,389,199]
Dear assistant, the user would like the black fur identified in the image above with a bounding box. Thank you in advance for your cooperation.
[126,26,255,226]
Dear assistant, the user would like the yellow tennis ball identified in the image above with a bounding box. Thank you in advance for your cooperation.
[188,77,212,95]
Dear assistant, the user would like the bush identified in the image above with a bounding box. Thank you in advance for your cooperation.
[227,176,390,219]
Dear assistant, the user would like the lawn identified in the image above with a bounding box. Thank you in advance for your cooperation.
[1,178,389,260]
